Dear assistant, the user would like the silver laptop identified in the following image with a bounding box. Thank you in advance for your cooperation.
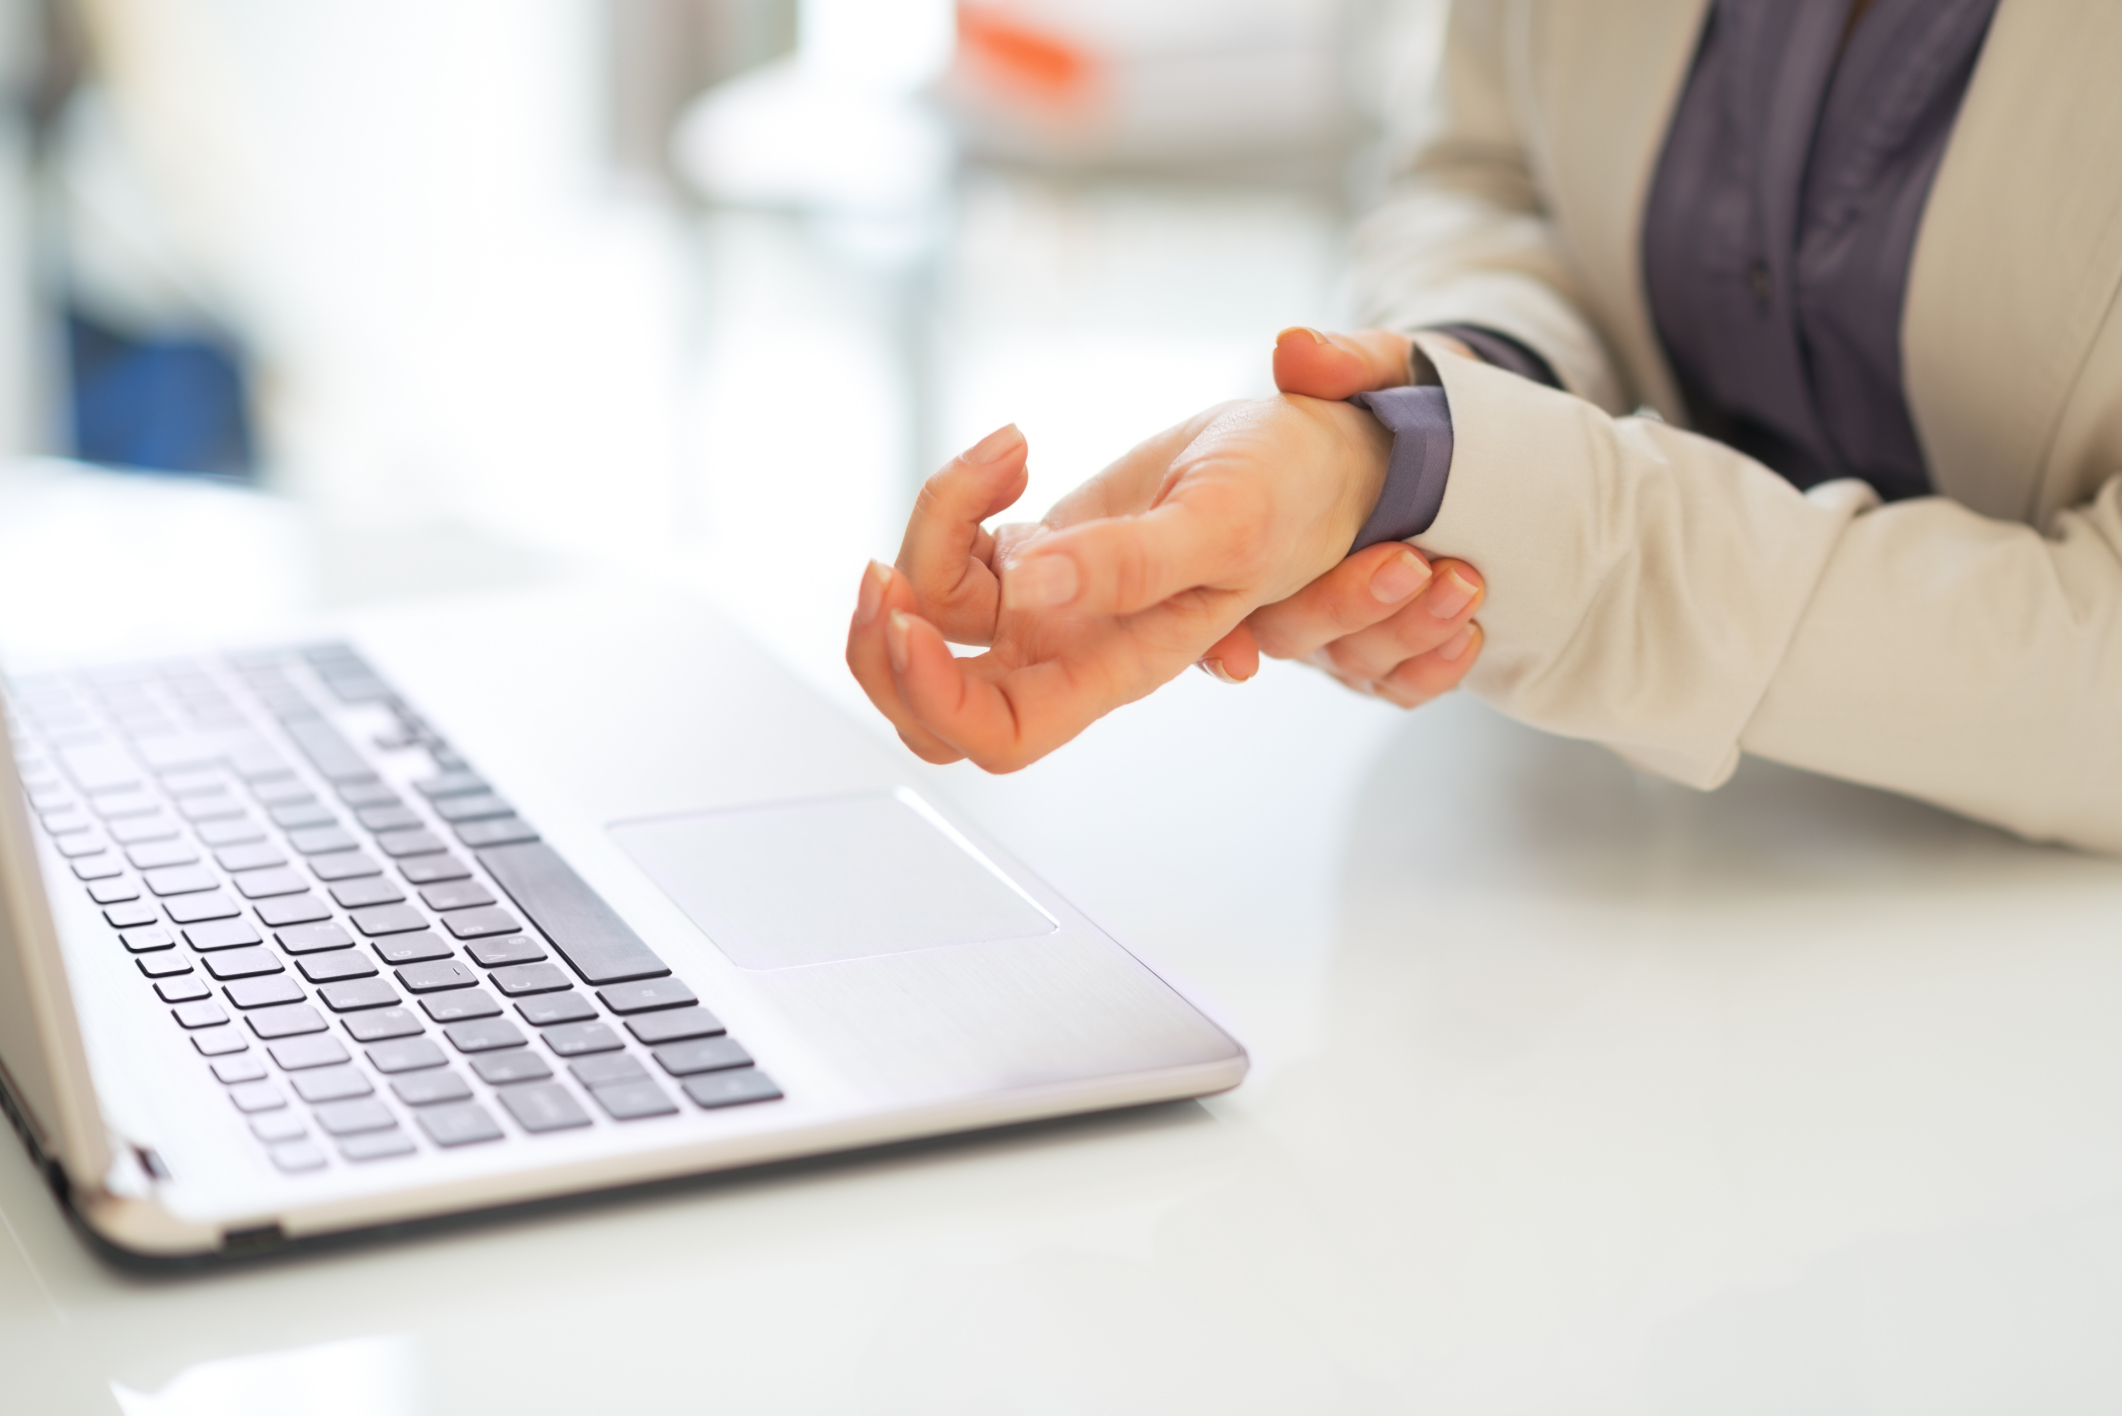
[0,583,1245,1262]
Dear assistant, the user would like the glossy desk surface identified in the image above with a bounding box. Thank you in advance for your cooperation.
[7,580,2122,1413]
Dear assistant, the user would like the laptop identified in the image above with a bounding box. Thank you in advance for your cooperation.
[0,581,1246,1262]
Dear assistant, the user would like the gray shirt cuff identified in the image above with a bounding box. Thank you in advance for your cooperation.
[1348,385,1453,551]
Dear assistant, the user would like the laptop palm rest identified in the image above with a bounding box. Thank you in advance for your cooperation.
[610,791,1058,970]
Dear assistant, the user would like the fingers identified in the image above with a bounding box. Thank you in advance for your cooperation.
[895,424,1031,644]
[1312,561,1485,682]
[1367,624,1483,709]
[1272,327,1414,400]
[1248,542,1434,661]
[845,560,965,764]
[886,590,1247,773]
[1001,481,1255,619]
[1197,622,1261,685]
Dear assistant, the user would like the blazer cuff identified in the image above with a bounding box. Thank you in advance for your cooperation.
[1349,386,1453,551]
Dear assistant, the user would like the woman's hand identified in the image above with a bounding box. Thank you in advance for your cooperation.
[846,396,1392,770]
[1195,326,1488,708]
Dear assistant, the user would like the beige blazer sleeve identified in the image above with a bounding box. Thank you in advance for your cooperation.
[1352,0,2122,857]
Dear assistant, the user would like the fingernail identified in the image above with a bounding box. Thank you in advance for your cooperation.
[1426,568,1477,619]
[1437,624,1478,662]
[855,560,890,628]
[1369,548,1431,603]
[886,610,912,672]
[1277,325,1331,346]
[1197,658,1242,685]
[1003,554,1079,610]
[964,423,1025,465]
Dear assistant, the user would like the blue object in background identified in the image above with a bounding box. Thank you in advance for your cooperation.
[66,307,257,480]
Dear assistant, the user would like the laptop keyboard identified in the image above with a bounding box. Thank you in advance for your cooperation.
[4,645,780,1176]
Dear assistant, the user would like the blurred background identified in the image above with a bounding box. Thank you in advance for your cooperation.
[0,0,1443,694]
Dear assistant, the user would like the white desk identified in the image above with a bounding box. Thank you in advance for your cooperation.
[7,551,2122,1413]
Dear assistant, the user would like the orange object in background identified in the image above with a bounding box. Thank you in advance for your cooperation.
[955,4,1099,110]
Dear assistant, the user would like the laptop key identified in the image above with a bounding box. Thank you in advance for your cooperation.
[372,930,452,965]
[270,801,338,830]
[299,951,378,983]
[331,877,405,909]
[291,1066,373,1103]
[489,962,571,997]
[339,1129,416,1162]
[227,1081,286,1113]
[247,1003,327,1040]
[250,1112,305,1142]
[283,717,370,783]
[432,792,513,824]
[681,1069,783,1110]
[104,901,160,929]
[313,1099,396,1136]
[257,895,333,927]
[477,841,670,985]
[420,880,495,912]
[541,1022,622,1057]
[288,826,359,856]
[516,991,597,1027]
[109,815,180,845]
[70,854,125,881]
[570,1053,647,1088]
[275,921,355,954]
[591,1080,678,1121]
[157,977,212,1003]
[337,780,400,808]
[471,1052,552,1086]
[392,1070,473,1106]
[213,1055,268,1083]
[375,828,449,860]
[456,817,537,849]
[624,1007,726,1045]
[54,831,109,859]
[414,770,489,799]
[232,867,310,900]
[224,976,306,1009]
[367,1038,446,1073]
[120,925,177,952]
[127,840,199,870]
[215,841,287,872]
[143,864,217,897]
[269,1034,351,1070]
[652,1037,752,1076]
[444,1017,526,1052]
[396,960,477,993]
[398,853,471,885]
[599,978,698,1015]
[342,1007,424,1043]
[318,978,401,1012]
[138,953,194,979]
[466,934,543,967]
[203,946,284,980]
[165,892,240,925]
[248,776,313,806]
[352,903,430,936]
[172,1001,229,1029]
[356,805,422,833]
[309,850,383,881]
[420,989,500,1024]
[496,1083,590,1134]
[196,816,265,847]
[441,906,520,940]
[87,879,139,905]
[193,1030,249,1057]
[177,793,243,822]
[268,1140,328,1173]
[183,918,262,951]
[416,1102,503,1147]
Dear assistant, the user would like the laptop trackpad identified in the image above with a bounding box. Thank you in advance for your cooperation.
[609,791,1058,969]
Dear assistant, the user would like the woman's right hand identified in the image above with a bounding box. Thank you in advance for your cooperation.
[1201,327,1489,709]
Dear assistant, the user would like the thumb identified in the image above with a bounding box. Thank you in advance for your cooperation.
[1272,327,1414,400]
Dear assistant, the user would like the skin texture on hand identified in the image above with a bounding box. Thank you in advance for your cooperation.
[846,396,1393,770]
[1204,326,1487,710]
